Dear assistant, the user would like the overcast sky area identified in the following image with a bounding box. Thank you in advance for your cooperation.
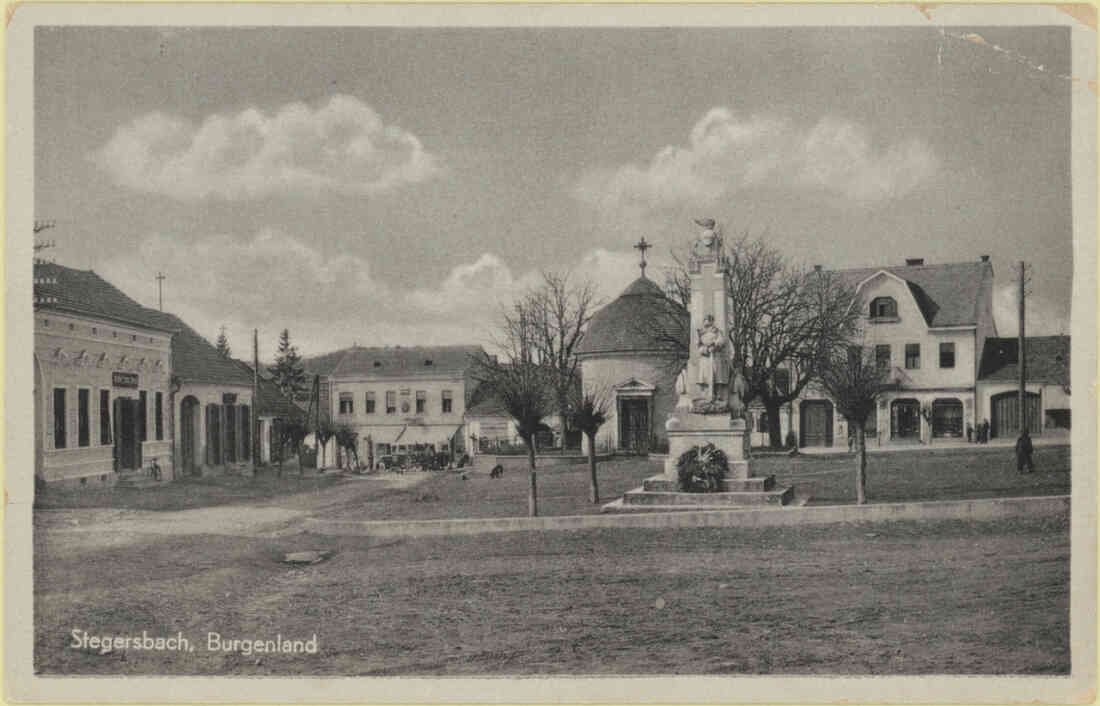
[35,26,1072,359]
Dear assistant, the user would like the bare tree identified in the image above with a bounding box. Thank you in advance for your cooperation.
[666,230,860,446]
[506,271,600,443]
[568,381,613,504]
[817,342,892,504]
[468,349,555,517]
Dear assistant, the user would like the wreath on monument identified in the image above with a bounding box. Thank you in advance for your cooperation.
[676,443,729,493]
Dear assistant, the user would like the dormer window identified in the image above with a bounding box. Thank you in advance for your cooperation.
[870,297,898,320]
[424,359,433,367]
[373,361,382,368]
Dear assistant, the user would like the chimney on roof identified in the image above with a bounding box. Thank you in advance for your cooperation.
[980,255,990,262]
[905,258,924,266]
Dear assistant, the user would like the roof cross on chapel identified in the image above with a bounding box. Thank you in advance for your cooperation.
[634,237,652,278]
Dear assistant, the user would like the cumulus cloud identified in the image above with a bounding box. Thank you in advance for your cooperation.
[92,95,443,201]
[993,284,1069,337]
[98,229,663,359]
[574,108,939,213]
[409,253,533,315]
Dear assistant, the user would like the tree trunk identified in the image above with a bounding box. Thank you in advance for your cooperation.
[764,396,783,448]
[856,423,867,505]
[587,432,599,504]
[527,441,538,517]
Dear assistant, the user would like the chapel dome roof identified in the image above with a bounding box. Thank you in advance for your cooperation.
[576,276,688,357]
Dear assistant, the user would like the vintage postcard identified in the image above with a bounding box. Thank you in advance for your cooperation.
[5,3,1097,703]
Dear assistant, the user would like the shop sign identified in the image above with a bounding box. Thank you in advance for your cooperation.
[222,393,238,405]
[112,372,139,388]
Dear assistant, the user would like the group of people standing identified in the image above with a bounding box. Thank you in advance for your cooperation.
[967,420,992,444]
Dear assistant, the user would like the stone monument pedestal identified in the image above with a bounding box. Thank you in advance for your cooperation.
[603,411,793,512]
[664,412,751,481]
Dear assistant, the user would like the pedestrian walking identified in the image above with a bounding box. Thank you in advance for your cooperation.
[981,419,990,444]
[1016,428,1035,473]
[966,422,973,443]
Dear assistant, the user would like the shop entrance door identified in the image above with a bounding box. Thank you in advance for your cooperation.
[113,398,141,470]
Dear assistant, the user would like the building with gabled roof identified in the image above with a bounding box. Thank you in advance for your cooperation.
[34,263,176,486]
[976,335,1071,437]
[34,262,258,486]
[795,256,998,447]
[302,344,485,468]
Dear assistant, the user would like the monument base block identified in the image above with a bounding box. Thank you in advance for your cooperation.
[606,410,794,512]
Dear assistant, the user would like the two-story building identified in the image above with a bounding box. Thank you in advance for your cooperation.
[797,256,998,447]
[304,345,484,465]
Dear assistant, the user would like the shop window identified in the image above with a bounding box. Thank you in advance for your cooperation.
[78,389,90,448]
[138,391,148,442]
[155,392,163,440]
[875,344,891,370]
[870,297,898,320]
[939,342,955,368]
[386,391,396,415]
[932,399,964,438]
[99,390,111,445]
[442,389,453,414]
[365,391,376,414]
[53,388,66,449]
[415,390,426,414]
[905,343,920,370]
[241,405,251,461]
[225,405,237,463]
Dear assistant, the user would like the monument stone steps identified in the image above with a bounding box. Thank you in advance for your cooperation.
[642,474,776,493]
[621,485,794,507]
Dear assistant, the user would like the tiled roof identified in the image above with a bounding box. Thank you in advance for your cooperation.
[140,310,255,387]
[576,277,688,356]
[831,261,991,328]
[304,345,484,378]
[35,263,252,386]
[33,263,175,332]
[234,360,306,419]
[979,336,1070,384]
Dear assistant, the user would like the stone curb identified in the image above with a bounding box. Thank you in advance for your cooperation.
[304,494,1070,538]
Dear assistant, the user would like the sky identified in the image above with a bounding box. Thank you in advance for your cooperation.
[34,26,1074,360]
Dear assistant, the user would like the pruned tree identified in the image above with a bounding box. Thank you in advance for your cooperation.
[275,418,308,475]
[215,326,231,358]
[505,271,600,443]
[468,349,555,517]
[335,424,360,470]
[666,229,860,446]
[568,380,613,504]
[269,329,307,401]
[817,342,892,504]
[314,419,337,471]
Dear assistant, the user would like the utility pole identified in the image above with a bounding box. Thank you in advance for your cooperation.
[1018,261,1027,436]
[253,328,260,466]
[156,272,166,311]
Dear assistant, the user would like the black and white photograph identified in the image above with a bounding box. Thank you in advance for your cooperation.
[6,3,1097,702]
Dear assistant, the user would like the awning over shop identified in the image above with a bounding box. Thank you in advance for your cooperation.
[395,424,462,448]
[364,426,405,446]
